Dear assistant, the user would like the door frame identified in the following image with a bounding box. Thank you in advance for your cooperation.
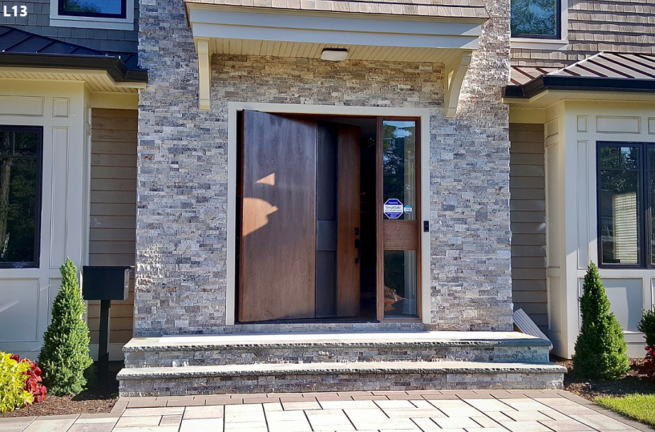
[226,102,431,326]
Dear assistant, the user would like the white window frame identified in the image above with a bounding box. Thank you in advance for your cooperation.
[49,0,134,31]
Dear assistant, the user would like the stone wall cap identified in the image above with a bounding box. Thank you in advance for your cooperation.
[117,361,567,379]
[123,331,553,352]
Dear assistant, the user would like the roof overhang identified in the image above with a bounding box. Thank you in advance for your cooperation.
[185,4,485,117]
[0,65,147,93]
[0,53,147,92]
[503,75,655,109]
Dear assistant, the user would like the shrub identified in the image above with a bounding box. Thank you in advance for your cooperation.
[0,352,33,413]
[10,354,47,403]
[573,261,630,380]
[38,258,93,395]
[638,308,655,347]
[641,346,655,383]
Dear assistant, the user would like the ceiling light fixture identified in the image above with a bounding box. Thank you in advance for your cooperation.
[321,48,348,61]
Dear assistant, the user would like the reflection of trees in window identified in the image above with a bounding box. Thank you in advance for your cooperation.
[0,129,41,267]
[382,122,416,219]
[511,0,558,37]
[62,0,99,13]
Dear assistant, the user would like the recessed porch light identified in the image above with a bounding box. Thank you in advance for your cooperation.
[321,48,348,61]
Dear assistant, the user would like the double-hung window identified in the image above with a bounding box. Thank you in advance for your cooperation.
[597,142,655,268]
[0,127,43,268]
[511,0,561,39]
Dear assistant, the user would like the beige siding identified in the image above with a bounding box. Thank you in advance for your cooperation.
[512,0,655,67]
[88,109,137,345]
[510,123,547,332]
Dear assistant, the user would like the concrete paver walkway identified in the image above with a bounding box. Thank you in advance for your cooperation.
[1,390,652,432]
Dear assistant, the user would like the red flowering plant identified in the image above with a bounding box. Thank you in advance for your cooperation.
[9,354,47,403]
[640,346,655,383]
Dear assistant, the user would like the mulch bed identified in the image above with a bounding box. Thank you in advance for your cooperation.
[0,362,120,418]
[554,356,655,401]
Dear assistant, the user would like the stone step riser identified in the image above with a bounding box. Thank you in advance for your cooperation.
[124,345,550,368]
[119,370,564,396]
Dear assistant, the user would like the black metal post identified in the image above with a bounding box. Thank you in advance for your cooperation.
[98,300,110,375]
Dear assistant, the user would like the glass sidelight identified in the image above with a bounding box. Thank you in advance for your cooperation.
[378,119,420,319]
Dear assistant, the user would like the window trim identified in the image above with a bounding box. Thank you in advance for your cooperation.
[0,126,43,269]
[511,0,568,48]
[596,141,655,269]
[511,0,561,40]
[49,0,134,31]
[58,0,127,19]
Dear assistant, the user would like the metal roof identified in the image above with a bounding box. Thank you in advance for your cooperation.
[0,26,145,82]
[506,53,655,99]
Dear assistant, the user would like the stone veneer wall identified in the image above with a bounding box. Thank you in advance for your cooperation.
[135,0,513,336]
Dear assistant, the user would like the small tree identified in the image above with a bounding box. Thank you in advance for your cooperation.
[573,261,630,380]
[38,258,93,395]
[638,308,655,347]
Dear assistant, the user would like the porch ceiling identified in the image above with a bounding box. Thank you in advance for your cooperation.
[185,4,483,117]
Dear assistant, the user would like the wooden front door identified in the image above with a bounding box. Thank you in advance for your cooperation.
[239,111,317,322]
[238,112,361,322]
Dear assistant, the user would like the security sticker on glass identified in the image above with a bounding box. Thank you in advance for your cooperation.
[383,198,403,219]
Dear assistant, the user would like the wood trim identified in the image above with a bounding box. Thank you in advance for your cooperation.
[415,119,422,321]
[337,126,361,317]
[379,117,422,322]
[383,220,418,250]
[376,117,384,321]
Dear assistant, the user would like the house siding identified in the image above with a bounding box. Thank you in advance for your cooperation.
[512,0,655,67]
[88,108,137,347]
[134,0,514,335]
[509,123,547,333]
[0,0,138,54]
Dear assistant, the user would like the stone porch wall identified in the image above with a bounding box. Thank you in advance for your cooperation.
[135,0,513,335]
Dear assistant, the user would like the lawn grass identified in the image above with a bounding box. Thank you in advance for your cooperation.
[594,394,655,427]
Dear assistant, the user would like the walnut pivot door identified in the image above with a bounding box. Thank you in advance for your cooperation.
[238,111,362,322]
[239,111,317,322]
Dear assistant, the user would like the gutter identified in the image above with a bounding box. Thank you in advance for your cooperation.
[0,52,148,83]
[503,75,655,99]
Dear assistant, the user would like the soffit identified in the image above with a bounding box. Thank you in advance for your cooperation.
[0,67,144,93]
[504,89,655,110]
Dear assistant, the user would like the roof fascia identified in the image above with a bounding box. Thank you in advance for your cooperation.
[503,75,655,100]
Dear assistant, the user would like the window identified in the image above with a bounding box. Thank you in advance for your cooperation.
[0,127,42,268]
[49,0,134,31]
[597,142,655,268]
[59,0,126,18]
[511,0,560,39]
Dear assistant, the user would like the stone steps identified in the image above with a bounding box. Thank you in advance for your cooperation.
[119,331,564,396]
[117,361,566,396]
[123,331,552,368]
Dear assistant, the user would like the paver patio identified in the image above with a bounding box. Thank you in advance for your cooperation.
[1,390,651,432]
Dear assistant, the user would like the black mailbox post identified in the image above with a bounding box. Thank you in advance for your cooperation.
[82,266,132,371]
